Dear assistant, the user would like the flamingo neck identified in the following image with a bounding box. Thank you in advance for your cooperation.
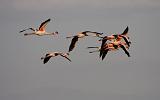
[44,32,53,35]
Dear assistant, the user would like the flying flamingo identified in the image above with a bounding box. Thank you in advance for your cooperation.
[19,18,58,36]
[87,41,129,54]
[100,40,130,60]
[41,52,71,64]
[67,31,103,52]
[99,26,131,49]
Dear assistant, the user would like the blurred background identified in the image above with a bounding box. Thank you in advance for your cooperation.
[0,0,160,100]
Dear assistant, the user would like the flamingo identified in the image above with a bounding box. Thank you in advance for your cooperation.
[87,41,129,54]
[100,40,130,60]
[99,26,131,49]
[19,18,58,36]
[41,52,71,64]
[67,31,103,52]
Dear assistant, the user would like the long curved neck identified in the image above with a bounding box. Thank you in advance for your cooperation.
[44,32,53,35]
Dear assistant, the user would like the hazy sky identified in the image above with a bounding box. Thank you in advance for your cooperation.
[0,0,160,100]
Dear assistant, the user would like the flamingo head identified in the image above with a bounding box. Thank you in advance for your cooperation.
[52,31,59,35]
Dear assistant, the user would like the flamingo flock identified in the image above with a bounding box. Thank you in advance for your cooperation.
[20,18,131,64]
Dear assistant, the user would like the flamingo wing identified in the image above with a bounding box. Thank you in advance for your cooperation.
[100,38,107,57]
[120,44,130,57]
[84,31,103,37]
[121,36,131,47]
[59,54,72,62]
[39,18,51,31]
[89,31,103,35]
[102,49,109,60]
[121,26,129,35]
[43,56,52,64]
[69,36,78,52]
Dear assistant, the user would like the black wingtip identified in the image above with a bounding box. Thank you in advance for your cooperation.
[47,18,51,21]
[44,18,51,23]
[19,31,23,33]
[99,50,103,58]
[68,49,72,52]
[68,59,72,62]
[102,54,106,60]
[120,45,130,57]
[121,26,129,35]
[101,50,108,61]
[43,60,48,64]
[68,36,78,52]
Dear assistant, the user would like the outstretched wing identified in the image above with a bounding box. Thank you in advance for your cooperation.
[59,54,72,62]
[84,31,103,37]
[91,31,103,35]
[99,48,104,58]
[101,38,107,47]
[69,36,78,52]
[39,18,51,31]
[43,56,52,64]
[121,26,128,35]
[102,49,109,60]
[120,44,130,57]
[121,35,131,47]
[100,38,107,57]
[19,28,35,33]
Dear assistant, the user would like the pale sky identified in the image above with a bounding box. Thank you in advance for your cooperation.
[0,0,160,100]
